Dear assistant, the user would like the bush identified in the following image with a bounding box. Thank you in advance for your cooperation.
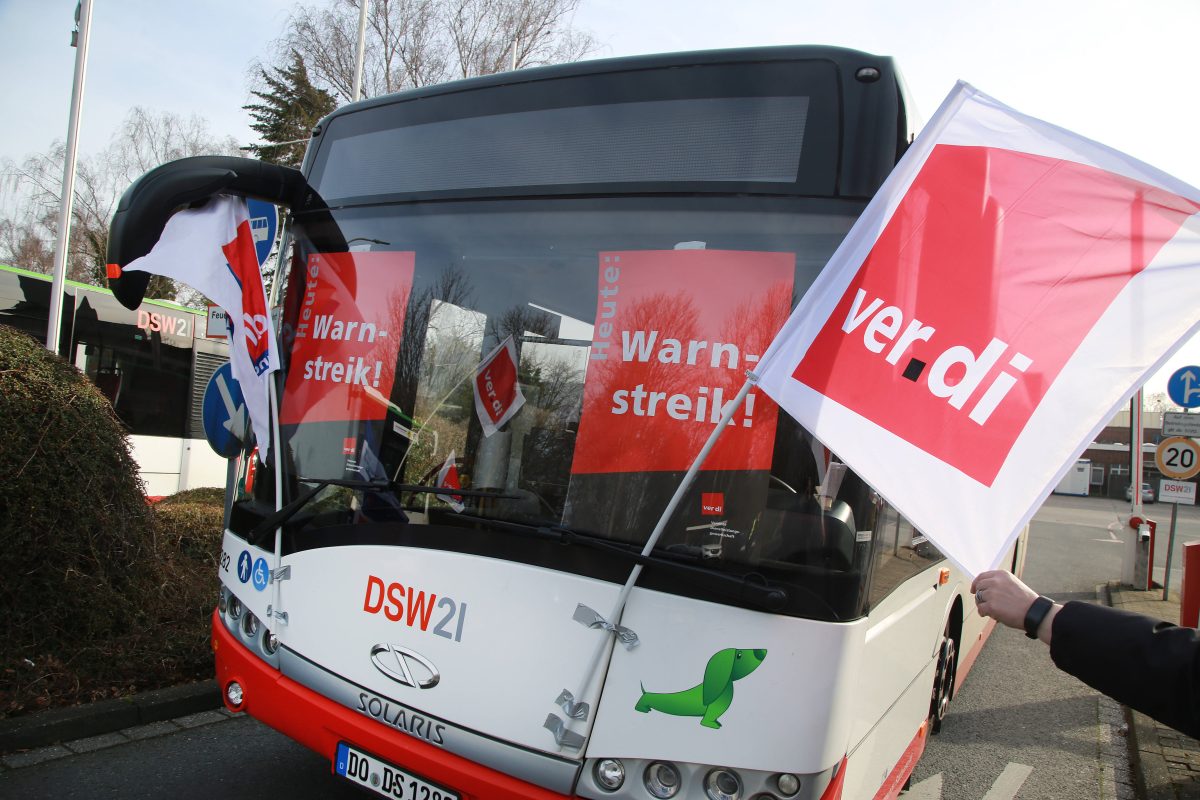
[0,325,223,717]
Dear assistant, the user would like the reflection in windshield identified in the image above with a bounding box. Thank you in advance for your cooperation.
[255,198,898,618]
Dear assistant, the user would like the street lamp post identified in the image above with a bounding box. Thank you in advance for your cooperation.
[46,0,94,354]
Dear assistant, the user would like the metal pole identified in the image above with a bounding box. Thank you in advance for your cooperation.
[1163,501,1180,600]
[554,376,756,747]
[351,0,369,102]
[46,0,93,354]
[1131,390,1144,517]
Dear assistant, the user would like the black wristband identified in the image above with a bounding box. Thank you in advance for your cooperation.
[1024,595,1054,639]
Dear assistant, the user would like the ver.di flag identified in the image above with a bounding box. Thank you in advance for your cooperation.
[753,82,1200,576]
[119,195,278,462]
[472,335,525,437]
[436,451,465,513]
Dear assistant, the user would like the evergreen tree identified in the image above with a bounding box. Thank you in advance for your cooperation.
[244,51,337,167]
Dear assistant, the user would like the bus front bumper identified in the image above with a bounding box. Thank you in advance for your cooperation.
[211,609,568,800]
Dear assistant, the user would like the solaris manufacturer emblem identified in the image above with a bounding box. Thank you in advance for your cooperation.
[369,643,440,689]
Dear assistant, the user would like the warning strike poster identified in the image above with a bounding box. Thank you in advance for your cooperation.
[565,250,794,546]
[281,252,413,425]
[279,252,414,478]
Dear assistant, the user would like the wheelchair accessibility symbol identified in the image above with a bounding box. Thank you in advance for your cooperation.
[252,557,270,591]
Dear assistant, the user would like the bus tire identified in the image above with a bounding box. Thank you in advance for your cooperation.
[930,625,957,734]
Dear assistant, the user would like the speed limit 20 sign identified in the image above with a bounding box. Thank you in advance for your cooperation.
[1156,436,1200,480]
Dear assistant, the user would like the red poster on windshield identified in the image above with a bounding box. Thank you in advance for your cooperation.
[570,250,794,475]
[280,252,414,425]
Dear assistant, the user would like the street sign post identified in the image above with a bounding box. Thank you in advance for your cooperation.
[1156,436,1200,481]
[1163,411,1200,438]
[202,362,248,458]
[1160,480,1197,600]
[1167,365,1200,409]
[245,199,278,267]
[206,304,229,339]
[1156,437,1199,600]
[1159,479,1197,506]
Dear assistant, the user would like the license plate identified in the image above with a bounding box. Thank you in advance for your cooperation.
[334,742,460,800]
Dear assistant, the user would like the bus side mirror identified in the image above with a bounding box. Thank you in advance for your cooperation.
[106,156,321,310]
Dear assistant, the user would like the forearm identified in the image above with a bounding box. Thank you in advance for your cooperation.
[1050,601,1200,739]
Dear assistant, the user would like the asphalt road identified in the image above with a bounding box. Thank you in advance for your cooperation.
[909,492,1196,800]
[0,492,1190,800]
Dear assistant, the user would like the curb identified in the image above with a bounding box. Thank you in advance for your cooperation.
[1128,707,1179,800]
[1099,583,1149,800]
[0,680,221,755]
[1101,581,1179,800]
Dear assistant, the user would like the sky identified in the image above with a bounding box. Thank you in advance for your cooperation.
[2,0,1199,397]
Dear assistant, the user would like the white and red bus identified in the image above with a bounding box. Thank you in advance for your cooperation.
[107,46,1026,800]
[0,263,229,496]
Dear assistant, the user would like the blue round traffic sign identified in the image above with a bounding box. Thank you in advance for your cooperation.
[1167,365,1200,409]
[245,199,278,267]
[202,362,247,458]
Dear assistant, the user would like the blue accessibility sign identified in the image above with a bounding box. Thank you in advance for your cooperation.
[202,363,247,458]
[1167,365,1200,409]
[246,198,278,267]
[237,551,252,584]
[252,557,270,592]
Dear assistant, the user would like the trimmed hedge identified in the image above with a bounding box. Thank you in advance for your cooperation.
[0,325,222,717]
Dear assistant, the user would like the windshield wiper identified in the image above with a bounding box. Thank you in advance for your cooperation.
[453,513,793,613]
[246,478,383,547]
[245,477,520,548]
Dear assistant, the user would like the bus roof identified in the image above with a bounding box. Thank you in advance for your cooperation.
[0,263,206,316]
[325,44,895,121]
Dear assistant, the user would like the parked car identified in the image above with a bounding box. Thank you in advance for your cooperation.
[1126,482,1155,503]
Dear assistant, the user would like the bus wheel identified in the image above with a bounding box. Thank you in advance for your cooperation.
[930,627,957,734]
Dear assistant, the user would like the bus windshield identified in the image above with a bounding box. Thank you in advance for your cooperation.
[228,48,915,623]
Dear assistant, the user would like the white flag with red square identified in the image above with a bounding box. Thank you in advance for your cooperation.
[436,451,465,513]
[753,82,1200,576]
[473,335,525,437]
[119,195,278,462]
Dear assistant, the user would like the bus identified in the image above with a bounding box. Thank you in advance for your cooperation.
[107,46,1026,800]
[0,263,229,496]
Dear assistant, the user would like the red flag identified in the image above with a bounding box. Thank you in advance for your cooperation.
[472,335,525,437]
[121,196,277,461]
[754,82,1200,576]
[436,451,464,513]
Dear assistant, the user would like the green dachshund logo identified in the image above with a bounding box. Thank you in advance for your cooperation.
[634,648,767,729]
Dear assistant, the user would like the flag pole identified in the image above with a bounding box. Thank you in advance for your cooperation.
[611,373,757,608]
[46,0,93,353]
[551,374,756,747]
[351,0,369,102]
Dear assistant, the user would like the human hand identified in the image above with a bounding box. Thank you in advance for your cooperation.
[970,570,1039,631]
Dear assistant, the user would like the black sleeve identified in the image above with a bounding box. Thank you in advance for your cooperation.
[1050,600,1200,739]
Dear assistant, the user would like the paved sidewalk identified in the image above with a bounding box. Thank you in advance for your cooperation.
[0,680,221,769]
[1108,582,1200,800]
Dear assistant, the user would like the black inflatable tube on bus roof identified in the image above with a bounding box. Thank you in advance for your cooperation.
[106,156,317,310]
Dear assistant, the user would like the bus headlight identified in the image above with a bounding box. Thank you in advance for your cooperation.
[241,613,259,638]
[644,761,681,798]
[775,773,801,796]
[704,768,743,800]
[262,630,279,655]
[218,588,228,614]
[225,681,244,708]
[594,759,625,791]
[228,595,243,620]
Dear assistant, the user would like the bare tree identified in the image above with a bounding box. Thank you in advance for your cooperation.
[1146,392,1180,413]
[0,108,239,301]
[265,0,595,103]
